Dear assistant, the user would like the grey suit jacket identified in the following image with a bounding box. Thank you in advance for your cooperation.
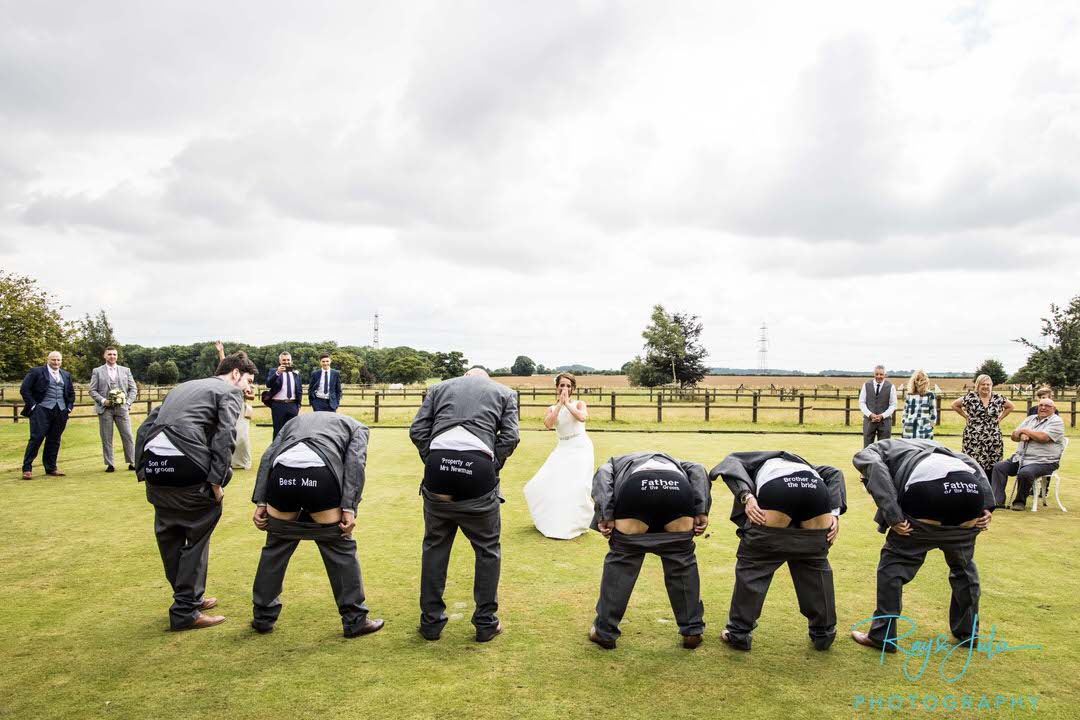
[134,378,243,487]
[590,451,712,529]
[709,450,847,532]
[89,364,138,414]
[252,411,370,513]
[852,439,994,533]
[409,375,520,472]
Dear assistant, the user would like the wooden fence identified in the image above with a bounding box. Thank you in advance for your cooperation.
[6,388,1077,428]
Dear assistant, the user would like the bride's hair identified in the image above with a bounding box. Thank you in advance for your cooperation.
[554,372,576,390]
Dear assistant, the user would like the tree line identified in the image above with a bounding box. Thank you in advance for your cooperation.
[3,270,1077,389]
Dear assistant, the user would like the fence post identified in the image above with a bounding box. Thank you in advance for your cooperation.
[11,404,17,423]
[146,400,151,416]
[516,390,521,421]
[705,392,711,422]
[610,392,616,422]
[779,387,784,402]
[1072,400,1077,428]
[798,394,805,424]
[735,387,740,402]
[649,387,653,402]
[844,397,851,426]
[657,393,663,423]
[936,395,942,426]
[374,392,380,423]
[752,392,759,423]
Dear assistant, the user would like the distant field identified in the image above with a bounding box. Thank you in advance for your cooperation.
[495,375,989,391]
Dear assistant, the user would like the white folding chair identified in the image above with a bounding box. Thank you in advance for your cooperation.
[1029,437,1068,513]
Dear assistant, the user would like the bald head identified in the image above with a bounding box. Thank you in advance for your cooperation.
[1037,398,1056,417]
[47,351,62,370]
[464,367,489,379]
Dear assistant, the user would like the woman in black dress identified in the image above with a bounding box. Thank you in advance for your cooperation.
[951,374,1014,478]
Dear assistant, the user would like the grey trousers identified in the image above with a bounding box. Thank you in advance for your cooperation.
[868,519,981,646]
[726,525,835,650]
[991,458,1059,507]
[147,483,222,629]
[419,487,502,640]
[99,407,135,466]
[863,418,893,447]
[252,517,369,634]
[593,530,704,643]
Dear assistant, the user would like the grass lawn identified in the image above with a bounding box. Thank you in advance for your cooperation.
[1,416,1078,720]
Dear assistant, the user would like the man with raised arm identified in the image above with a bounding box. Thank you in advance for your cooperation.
[409,368,519,642]
[134,352,257,631]
[710,451,845,651]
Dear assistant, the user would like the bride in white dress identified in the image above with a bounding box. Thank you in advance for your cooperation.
[524,372,595,539]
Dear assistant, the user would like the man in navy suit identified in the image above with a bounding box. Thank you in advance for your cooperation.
[308,352,342,412]
[266,351,302,438]
[20,351,76,479]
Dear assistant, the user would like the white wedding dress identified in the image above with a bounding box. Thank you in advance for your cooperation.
[523,404,595,539]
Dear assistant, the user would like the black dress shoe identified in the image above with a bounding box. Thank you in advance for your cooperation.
[105,465,115,473]
[682,634,703,649]
[128,464,136,471]
[345,617,384,638]
[476,622,503,643]
[251,620,274,634]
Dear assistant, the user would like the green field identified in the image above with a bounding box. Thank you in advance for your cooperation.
[1,416,1078,720]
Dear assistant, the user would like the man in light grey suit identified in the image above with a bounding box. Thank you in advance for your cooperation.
[588,451,711,650]
[89,346,139,472]
[409,367,519,642]
[134,352,258,631]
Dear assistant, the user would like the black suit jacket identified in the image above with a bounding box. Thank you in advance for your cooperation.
[20,365,76,416]
[308,368,342,410]
[265,368,302,405]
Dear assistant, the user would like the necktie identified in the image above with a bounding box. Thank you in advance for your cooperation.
[875,383,881,397]
[286,372,293,400]
[322,370,328,395]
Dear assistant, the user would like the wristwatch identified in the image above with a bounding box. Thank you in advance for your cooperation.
[739,491,752,505]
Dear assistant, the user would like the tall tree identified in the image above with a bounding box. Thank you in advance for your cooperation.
[432,351,468,380]
[382,353,431,384]
[640,305,708,387]
[0,270,74,380]
[974,358,1008,386]
[1014,295,1080,388]
[511,355,536,376]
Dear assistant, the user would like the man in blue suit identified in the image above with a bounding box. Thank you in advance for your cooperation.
[308,352,342,412]
[20,350,76,479]
[266,351,302,438]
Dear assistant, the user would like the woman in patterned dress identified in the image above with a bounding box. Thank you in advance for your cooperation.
[950,374,1015,478]
[901,369,937,439]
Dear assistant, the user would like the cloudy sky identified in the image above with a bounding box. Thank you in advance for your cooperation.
[2,0,1078,373]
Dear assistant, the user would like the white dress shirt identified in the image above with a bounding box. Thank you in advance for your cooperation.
[431,426,494,458]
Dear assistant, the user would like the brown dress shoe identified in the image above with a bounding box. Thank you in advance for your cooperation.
[175,613,226,631]
[21,471,32,480]
[46,470,66,476]
[345,617,385,638]
[851,630,896,653]
[682,634,704,649]
[588,626,616,650]
[476,622,503,643]
[198,597,218,611]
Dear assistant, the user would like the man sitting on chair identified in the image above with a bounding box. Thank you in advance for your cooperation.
[992,398,1065,510]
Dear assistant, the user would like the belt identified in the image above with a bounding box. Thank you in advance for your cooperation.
[558,432,581,441]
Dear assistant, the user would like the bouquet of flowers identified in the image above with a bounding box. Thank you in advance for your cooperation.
[108,388,127,408]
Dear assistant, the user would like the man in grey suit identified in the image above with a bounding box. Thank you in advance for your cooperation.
[710,451,845,651]
[850,439,993,653]
[250,411,384,637]
[589,452,711,650]
[859,365,897,448]
[409,368,519,642]
[88,346,139,472]
[134,352,258,631]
